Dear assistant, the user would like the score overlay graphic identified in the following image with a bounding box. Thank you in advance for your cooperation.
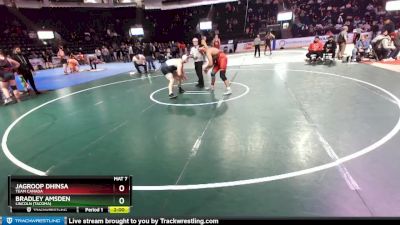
[8,176,132,214]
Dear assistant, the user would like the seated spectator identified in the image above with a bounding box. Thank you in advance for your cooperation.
[324,35,337,59]
[352,35,371,62]
[306,36,324,61]
[166,48,172,59]
[389,32,400,59]
[372,30,396,61]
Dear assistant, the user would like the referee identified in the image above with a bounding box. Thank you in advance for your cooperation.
[190,37,205,88]
[254,34,261,57]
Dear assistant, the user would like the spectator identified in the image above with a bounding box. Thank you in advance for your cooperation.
[337,26,349,60]
[324,35,337,59]
[42,50,53,69]
[128,45,134,61]
[351,35,370,62]
[306,36,324,61]
[143,43,156,71]
[389,32,400,59]
[372,30,396,61]
[384,18,396,34]
[233,39,238,53]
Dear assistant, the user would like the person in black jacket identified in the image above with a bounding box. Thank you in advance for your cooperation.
[12,47,41,95]
[143,43,156,72]
[324,35,337,59]
[384,18,395,34]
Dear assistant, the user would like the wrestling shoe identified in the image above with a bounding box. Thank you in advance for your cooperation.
[223,88,232,96]
[205,86,215,91]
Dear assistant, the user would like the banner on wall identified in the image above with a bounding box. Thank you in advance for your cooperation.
[220,43,235,53]
[28,58,46,70]
[233,32,372,53]
[52,57,62,67]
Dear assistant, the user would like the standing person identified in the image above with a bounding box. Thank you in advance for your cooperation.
[371,21,380,39]
[109,47,115,62]
[132,54,148,75]
[57,46,68,74]
[233,39,238,53]
[254,34,261,57]
[160,55,189,99]
[199,46,232,95]
[337,26,349,60]
[45,48,53,69]
[45,48,54,69]
[190,37,205,88]
[41,50,52,69]
[212,34,221,49]
[121,43,127,62]
[143,43,156,72]
[0,50,21,105]
[12,47,41,95]
[154,43,160,62]
[128,44,134,62]
[264,31,275,55]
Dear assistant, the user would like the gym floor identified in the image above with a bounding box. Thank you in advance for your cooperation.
[0,50,400,217]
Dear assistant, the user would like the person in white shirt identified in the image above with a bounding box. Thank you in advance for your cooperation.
[189,37,205,88]
[132,54,147,74]
[128,45,134,61]
[160,55,189,99]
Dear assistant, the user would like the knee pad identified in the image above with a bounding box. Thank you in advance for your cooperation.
[211,73,216,78]
[10,85,17,91]
[219,71,227,81]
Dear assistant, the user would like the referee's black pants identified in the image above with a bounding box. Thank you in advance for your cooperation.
[194,61,204,86]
